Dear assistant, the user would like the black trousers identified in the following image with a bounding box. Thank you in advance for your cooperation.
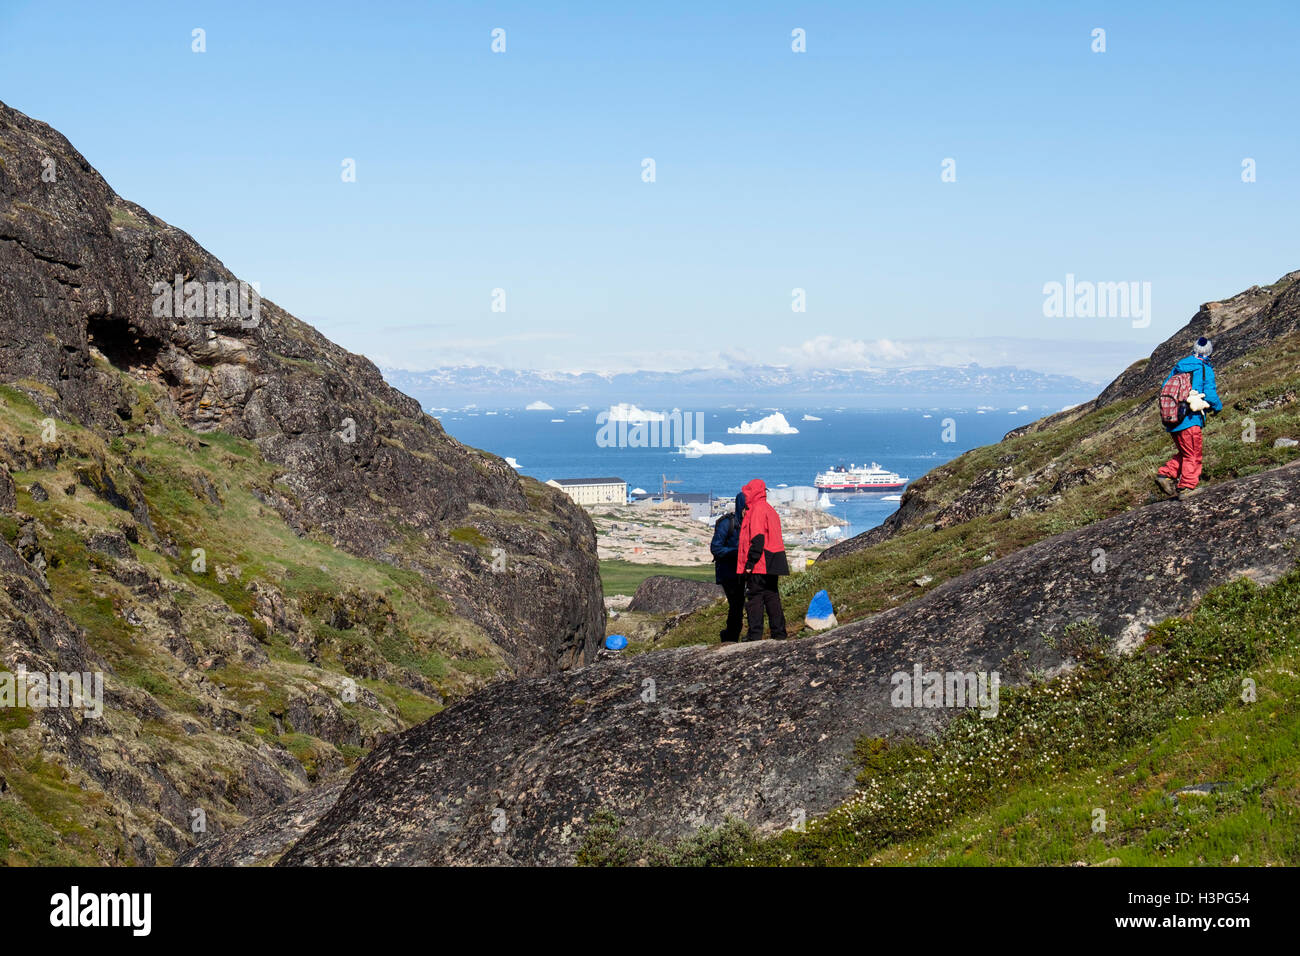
[744,573,787,641]
[719,577,746,641]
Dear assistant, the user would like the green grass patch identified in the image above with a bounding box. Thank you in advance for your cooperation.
[600,559,715,597]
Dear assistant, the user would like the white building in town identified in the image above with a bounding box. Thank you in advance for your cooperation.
[546,477,628,506]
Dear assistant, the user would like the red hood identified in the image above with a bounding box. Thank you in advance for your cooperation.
[742,478,767,506]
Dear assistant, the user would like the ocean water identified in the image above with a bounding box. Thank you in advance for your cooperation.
[438,399,1084,541]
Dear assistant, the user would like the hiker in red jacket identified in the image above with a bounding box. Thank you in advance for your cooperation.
[736,478,789,640]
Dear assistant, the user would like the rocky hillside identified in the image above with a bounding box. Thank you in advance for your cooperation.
[184,270,1300,866]
[0,101,603,864]
[187,460,1298,865]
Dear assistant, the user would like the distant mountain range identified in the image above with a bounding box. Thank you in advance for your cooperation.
[380,363,1100,408]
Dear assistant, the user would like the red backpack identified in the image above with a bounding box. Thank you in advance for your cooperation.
[1158,370,1193,426]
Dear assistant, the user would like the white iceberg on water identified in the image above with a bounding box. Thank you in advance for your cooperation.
[727,412,798,435]
[526,400,554,411]
[678,440,772,457]
[606,402,664,422]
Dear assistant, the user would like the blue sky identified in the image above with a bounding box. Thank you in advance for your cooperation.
[2,0,1296,380]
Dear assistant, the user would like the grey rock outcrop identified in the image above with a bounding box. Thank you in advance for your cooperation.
[627,575,723,615]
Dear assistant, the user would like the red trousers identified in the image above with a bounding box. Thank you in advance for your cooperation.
[1158,426,1204,490]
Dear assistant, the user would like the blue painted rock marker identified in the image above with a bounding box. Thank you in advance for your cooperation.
[605,634,628,650]
[804,589,838,631]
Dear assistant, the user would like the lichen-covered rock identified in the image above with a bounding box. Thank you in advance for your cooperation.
[932,465,1016,529]
[265,461,1300,866]
[176,778,348,867]
[627,575,723,615]
[0,464,14,511]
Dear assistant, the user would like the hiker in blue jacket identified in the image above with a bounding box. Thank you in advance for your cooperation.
[1154,337,1223,501]
[709,489,746,642]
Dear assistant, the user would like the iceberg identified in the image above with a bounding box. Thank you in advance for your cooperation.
[678,440,772,457]
[727,412,798,435]
[801,414,822,421]
[526,400,554,411]
[505,456,522,470]
[606,402,664,422]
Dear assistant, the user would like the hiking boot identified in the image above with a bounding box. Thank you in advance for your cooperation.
[1177,486,1201,501]
[1154,474,1177,497]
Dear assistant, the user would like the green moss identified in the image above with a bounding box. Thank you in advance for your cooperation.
[0,758,131,866]
[449,526,489,548]
[108,204,148,230]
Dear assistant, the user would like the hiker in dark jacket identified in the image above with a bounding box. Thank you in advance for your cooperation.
[1154,337,1222,501]
[709,489,747,643]
[736,478,789,640]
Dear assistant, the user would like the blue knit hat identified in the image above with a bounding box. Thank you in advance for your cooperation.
[1194,336,1213,358]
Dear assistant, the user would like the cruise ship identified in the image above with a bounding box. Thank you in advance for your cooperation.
[814,462,907,492]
